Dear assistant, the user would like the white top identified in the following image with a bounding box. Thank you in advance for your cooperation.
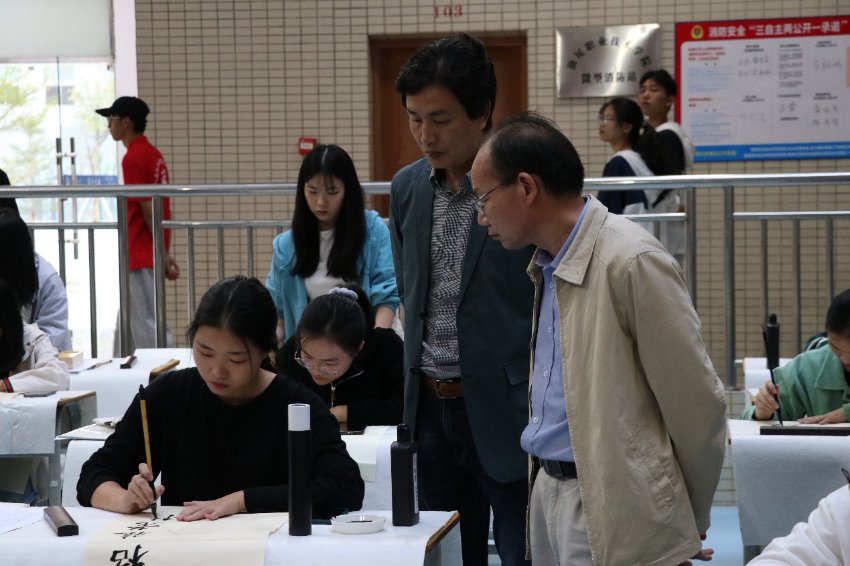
[303,228,346,300]
[749,484,850,564]
[8,323,70,394]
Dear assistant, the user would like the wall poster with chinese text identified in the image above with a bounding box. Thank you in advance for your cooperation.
[676,16,850,162]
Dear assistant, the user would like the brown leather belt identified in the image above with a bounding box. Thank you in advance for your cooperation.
[422,377,463,399]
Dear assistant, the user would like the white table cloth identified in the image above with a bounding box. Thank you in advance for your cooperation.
[69,348,194,418]
[0,507,460,566]
[728,418,850,546]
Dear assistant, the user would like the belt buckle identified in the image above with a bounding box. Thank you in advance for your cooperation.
[434,378,459,400]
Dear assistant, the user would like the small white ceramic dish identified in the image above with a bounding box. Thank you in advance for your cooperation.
[330,514,387,534]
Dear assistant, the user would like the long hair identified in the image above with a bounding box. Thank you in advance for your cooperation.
[0,279,25,376]
[601,98,664,175]
[290,144,366,281]
[187,276,278,356]
[0,208,38,306]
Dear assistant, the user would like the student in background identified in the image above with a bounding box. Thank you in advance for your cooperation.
[743,289,850,423]
[78,276,364,520]
[266,144,398,342]
[596,97,655,215]
[0,278,70,504]
[278,284,403,431]
[0,208,72,351]
[95,96,180,353]
[639,69,694,175]
[0,278,70,394]
[639,69,695,262]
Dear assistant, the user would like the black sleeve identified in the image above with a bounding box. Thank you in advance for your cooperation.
[597,158,646,215]
[346,329,405,429]
[654,130,686,175]
[76,371,181,506]
[242,382,365,516]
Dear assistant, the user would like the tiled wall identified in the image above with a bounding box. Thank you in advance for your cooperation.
[133,0,849,503]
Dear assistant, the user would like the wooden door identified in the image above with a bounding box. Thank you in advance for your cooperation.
[370,35,528,215]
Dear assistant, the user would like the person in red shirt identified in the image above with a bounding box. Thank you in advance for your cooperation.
[96,96,180,352]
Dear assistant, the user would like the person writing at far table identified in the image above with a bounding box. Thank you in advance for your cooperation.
[0,278,70,504]
[0,278,70,394]
[77,275,364,520]
[277,284,403,430]
[743,288,850,424]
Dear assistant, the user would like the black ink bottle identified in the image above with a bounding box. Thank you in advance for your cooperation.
[391,423,419,526]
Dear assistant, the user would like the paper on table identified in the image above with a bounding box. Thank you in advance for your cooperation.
[83,507,287,566]
[69,359,112,374]
[342,426,386,482]
[0,505,43,535]
[58,423,115,441]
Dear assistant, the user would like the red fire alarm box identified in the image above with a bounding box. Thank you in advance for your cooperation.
[298,137,317,156]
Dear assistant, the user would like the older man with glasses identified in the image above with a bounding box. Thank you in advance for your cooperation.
[470,112,726,566]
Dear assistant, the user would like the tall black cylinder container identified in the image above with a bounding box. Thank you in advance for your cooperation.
[391,423,419,526]
[288,403,311,535]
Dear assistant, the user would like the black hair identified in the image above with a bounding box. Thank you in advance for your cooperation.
[640,69,678,97]
[129,116,147,134]
[0,169,17,215]
[296,286,369,358]
[0,208,38,306]
[600,97,643,148]
[0,279,25,376]
[601,98,665,175]
[291,144,366,281]
[825,289,850,336]
[486,112,584,197]
[395,33,497,132]
[187,276,278,355]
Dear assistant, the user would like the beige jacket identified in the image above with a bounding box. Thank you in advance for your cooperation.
[527,197,727,565]
[9,323,70,393]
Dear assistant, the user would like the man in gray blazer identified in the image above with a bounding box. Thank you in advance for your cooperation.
[389,33,534,566]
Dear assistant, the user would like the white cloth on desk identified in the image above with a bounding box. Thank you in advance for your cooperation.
[732,434,850,545]
[69,349,194,418]
[0,392,81,455]
[743,357,793,390]
[0,507,460,566]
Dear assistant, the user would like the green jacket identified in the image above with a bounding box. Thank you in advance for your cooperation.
[742,345,850,421]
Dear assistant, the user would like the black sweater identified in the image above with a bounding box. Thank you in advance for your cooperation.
[77,368,364,516]
[278,327,404,431]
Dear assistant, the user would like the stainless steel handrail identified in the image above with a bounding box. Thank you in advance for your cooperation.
[10,171,850,385]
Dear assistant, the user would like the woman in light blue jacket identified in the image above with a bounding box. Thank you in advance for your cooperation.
[266,145,398,341]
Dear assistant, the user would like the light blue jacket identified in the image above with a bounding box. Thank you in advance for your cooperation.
[20,254,72,352]
[266,209,399,340]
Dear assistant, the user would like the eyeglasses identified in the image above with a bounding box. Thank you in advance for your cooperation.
[597,115,618,124]
[294,348,340,377]
[473,182,506,213]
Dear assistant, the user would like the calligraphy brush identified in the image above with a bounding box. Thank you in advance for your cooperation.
[138,384,158,519]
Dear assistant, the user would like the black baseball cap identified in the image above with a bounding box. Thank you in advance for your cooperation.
[95,96,150,123]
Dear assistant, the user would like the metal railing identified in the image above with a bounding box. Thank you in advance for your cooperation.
[5,171,850,387]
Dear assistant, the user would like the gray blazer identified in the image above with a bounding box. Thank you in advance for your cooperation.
[389,158,535,483]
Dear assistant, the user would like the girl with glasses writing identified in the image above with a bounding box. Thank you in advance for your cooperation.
[278,284,403,431]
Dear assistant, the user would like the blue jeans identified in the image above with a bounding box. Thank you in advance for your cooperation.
[415,387,530,566]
